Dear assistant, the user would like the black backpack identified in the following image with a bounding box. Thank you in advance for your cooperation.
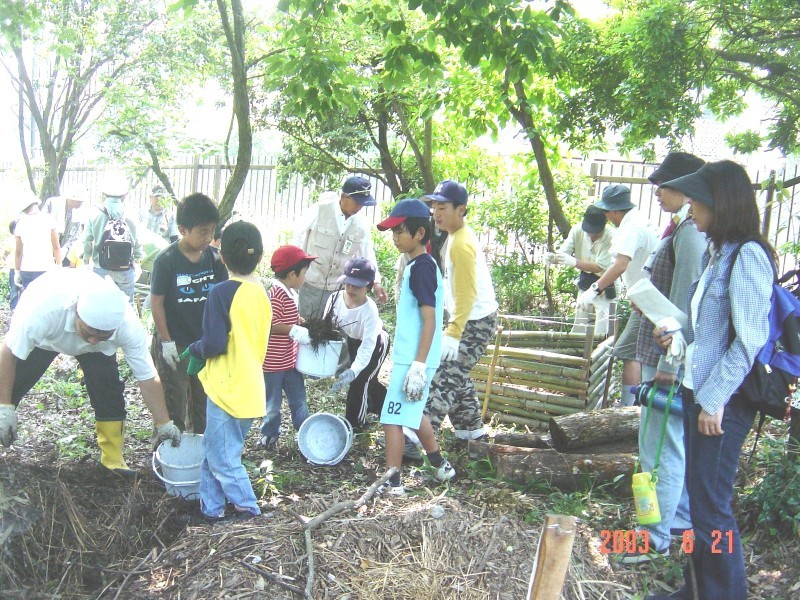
[98,207,133,271]
[727,241,800,425]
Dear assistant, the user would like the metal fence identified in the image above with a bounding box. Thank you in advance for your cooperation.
[589,159,800,272]
[2,154,798,269]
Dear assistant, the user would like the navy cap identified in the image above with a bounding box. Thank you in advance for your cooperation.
[595,184,634,211]
[376,198,431,230]
[649,152,705,185]
[423,180,468,206]
[660,166,714,207]
[342,176,376,206]
[338,257,376,286]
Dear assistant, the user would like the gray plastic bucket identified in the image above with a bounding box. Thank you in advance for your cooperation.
[297,412,353,466]
[152,433,203,500]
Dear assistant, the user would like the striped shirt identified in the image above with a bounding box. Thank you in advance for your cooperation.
[263,280,299,372]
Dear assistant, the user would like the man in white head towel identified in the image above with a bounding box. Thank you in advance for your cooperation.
[0,269,181,476]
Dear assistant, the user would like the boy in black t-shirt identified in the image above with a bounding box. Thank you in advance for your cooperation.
[150,193,227,433]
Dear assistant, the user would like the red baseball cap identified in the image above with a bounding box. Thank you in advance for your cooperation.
[270,245,317,272]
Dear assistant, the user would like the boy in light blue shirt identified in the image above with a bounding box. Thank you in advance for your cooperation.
[375,199,456,496]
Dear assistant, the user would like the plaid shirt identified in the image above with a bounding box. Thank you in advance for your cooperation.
[636,215,706,372]
[687,240,773,415]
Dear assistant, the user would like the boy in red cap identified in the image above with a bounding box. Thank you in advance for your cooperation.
[259,245,317,448]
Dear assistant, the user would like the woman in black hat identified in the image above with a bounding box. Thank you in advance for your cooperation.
[649,160,774,600]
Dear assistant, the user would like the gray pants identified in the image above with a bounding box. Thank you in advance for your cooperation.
[298,283,334,321]
[425,312,497,440]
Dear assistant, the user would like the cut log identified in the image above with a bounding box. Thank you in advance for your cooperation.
[493,432,552,449]
[549,406,640,452]
[493,448,636,491]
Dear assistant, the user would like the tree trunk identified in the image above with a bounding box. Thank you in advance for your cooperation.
[549,406,640,452]
[493,432,552,449]
[488,446,636,491]
[216,0,251,224]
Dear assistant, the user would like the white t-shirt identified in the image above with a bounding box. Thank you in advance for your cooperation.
[610,208,658,290]
[324,290,383,377]
[14,212,57,271]
[5,269,157,381]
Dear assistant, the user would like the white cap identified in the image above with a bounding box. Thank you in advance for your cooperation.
[76,280,128,331]
[16,189,39,214]
[101,172,129,197]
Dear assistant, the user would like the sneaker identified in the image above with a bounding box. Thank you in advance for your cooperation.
[434,459,456,482]
[617,545,669,565]
[376,482,406,496]
[258,435,277,449]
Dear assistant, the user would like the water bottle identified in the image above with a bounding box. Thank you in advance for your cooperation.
[631,382,683,417]
[632,471,661,525]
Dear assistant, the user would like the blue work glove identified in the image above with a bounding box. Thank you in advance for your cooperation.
[331,369,356,393]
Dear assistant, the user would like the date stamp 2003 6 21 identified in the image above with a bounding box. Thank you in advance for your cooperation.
[598,529,736,555]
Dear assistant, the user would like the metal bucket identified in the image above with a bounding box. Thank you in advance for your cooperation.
[297,412,353,466]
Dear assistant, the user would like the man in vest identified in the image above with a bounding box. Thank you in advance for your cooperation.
[294,176,387,319]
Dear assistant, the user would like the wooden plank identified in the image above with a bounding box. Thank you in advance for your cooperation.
[527,515,577,600]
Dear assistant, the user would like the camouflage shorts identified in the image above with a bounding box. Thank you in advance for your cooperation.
[425,312,497,439]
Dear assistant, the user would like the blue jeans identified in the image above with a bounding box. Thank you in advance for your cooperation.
[637,364,692,551]
[260,369,309,440]
[200,398,260,518]
[93,266,135,303]
[682,390,755,600]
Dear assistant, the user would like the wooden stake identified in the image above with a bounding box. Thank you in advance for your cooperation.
[527,514,577,600]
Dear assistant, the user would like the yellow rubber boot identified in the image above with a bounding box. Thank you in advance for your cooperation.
[95,421,137,478]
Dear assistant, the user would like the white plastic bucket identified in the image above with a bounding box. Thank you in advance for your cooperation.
[296,340,344,378]
[297,412,353,466]
[152,433,203,500]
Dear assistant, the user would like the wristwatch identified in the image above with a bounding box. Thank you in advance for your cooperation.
[590,282,604,295]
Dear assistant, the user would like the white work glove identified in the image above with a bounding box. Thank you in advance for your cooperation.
[331,369,356,393]
[576,286,599,312]
[0,404,18,447]
[289,325,311,345]
[593,295,612,337]
[403,361,428,402]
[666,331,687,365]
[13,272,22,288]
[161,340,180,371]
[655,317,686,365]
[554,253,578,267]
[543,252,555,266]
[153,420,181,449]
[440,335,460,362]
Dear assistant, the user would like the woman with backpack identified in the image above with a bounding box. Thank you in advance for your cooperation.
[647,160,775,600]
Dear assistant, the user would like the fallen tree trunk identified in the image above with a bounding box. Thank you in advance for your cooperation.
[549,406,640,452]
[493,448,636,491]
[493,432,552,449]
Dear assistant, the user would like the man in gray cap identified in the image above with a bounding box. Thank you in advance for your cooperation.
[0,269,181,477]
[294,175,387,319]
[577,184,657,406]
[547,205,616,334]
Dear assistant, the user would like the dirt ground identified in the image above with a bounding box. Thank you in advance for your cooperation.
[0,347,798,598]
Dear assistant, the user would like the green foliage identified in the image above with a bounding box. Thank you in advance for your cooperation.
[472,159,592,313]
[725,130,764,155]
[371,229,399,303]
[741,438,800,537]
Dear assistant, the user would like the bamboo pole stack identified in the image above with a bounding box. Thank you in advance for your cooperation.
[475,316,619,427]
